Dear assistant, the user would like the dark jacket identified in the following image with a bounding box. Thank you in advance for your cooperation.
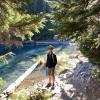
[46,53,57,68]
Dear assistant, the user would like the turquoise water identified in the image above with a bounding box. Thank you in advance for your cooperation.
[0,44,70,92]
[0,45,65,90]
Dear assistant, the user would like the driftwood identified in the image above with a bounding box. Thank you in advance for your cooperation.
[0,62,39,100]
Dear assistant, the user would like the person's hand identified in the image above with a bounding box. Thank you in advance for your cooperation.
[41,62,46,69]
[39,61,43,65]
[43,63,46,67]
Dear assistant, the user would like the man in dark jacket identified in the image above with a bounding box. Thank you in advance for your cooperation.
[46,45,57,89]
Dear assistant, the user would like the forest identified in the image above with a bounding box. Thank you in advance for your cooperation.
[0,0,100,99]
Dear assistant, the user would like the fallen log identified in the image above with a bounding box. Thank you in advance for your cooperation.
[0,62,39,100]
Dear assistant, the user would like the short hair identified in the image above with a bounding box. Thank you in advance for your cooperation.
[48,45,54,50]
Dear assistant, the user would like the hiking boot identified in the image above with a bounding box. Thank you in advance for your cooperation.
[46,83,51,88]
[51,83,55,90]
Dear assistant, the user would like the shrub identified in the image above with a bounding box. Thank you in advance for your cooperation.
[0,77,6,91]
[9,88,51,100]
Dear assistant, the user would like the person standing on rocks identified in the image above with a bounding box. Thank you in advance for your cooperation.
[46,45,57,89]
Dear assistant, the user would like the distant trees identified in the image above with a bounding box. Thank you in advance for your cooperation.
[26,0,50,13]
[52,0,100,65]
[26,0,55,40]
[32,17,55,40]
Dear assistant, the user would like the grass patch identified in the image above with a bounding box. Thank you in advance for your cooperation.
[56,63,70,73]
[8,88,51,100]
[32,49,72,74]
[0,77,6,91]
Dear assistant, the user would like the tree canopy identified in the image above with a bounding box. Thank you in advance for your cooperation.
[0,0,46,47]
[52,0,100,65]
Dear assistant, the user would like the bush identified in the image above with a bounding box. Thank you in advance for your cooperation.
[0,77,6,91]
[92,67,100,81]
[8,88,51,100]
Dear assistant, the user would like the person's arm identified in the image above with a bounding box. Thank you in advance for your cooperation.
[53,54,57,67]
[46,54,48,67]
[55,55,57,66]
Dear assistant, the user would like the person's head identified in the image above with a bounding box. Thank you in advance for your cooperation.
[48,45,54,53]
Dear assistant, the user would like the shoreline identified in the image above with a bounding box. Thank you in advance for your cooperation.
[18,69,46,89]
[20,53,100,100]
[1,41,100,100]
[12,46,100,100]
[0,63,38,99]
[6,42,78,91]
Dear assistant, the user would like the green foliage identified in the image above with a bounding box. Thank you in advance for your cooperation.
[32,17,55,40]
[0,52,15,64]
[0,0,46,46]
[51,0,100,80]
[92,67,100,81]
[9,88,51,100]
[0,77,6,90]
[52,0,100,65]
[26,0,55,40]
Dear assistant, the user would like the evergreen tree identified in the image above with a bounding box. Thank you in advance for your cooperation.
[52,0,100,65]
[0,0,46,47]
[26,0,55,40]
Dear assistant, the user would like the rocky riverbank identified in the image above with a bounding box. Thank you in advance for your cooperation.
[7,43,100,100]
[31,53,100,100]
